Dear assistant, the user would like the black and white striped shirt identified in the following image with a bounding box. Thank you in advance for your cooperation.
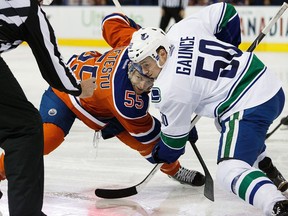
[158,0,189,8]
[0,0,81,96]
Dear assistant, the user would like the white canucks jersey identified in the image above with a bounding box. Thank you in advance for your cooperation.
[152,2,282,137]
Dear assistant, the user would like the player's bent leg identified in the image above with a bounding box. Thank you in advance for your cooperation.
[216,159,288,216]
[43,123,65,155]
[39,87,76,155]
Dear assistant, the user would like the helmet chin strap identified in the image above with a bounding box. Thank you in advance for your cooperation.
[157,61,164,68]
[155,53,168,69]
[154,45,170,69]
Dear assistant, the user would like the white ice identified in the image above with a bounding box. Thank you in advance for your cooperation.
[0,45,287,216]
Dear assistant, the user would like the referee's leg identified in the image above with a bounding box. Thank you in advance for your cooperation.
[0,57,45,216]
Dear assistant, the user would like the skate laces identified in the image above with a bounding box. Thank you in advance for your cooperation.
[173,166,197,184]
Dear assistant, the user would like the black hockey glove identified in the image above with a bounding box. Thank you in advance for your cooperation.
[188,126,198,143]
[101,117,125,139]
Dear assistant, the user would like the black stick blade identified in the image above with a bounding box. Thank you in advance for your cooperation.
[95,186,138,199]
[189,141,214,202]
[204,175,214,201]
[95,164,161,199]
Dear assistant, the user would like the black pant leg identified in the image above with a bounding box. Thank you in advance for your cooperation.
[160,7,172,31]
[0,57,45,216]
[171,7,183,23]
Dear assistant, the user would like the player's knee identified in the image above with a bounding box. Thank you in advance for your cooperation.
[216,159,251,193]
[43,123,65,155]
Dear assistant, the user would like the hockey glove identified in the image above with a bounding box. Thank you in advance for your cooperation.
[188,126,198,143]
[151,139,185,164]
[101,117,125,139]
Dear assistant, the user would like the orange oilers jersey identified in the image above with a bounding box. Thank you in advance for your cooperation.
[53,47,160,146]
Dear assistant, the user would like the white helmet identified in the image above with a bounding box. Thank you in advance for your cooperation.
[128,27,170,67]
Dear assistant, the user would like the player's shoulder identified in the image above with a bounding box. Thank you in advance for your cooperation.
[67,51,101,65]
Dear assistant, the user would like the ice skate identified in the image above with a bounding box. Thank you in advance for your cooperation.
[259,157,288,192]
[169,166,205,186]
[271,173,288,193]
[272,200,288,216]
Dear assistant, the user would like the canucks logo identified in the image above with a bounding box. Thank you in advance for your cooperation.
[151,87,161,103]
[141,33,149,40]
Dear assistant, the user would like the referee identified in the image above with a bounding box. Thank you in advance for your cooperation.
[0,0,95,215]
[159,0,189,32]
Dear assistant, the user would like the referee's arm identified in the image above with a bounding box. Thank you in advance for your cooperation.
[24,1,82,96]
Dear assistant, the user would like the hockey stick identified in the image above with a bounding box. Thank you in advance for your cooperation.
[95,117,201,199]
[95,117,208,200]
[266,115,288,139]
[190,140,214,201]
[188,117,214,201]
[95,119,202,201]
[95,163,162,199]
[112,0,125,14]
[247,2,288,52]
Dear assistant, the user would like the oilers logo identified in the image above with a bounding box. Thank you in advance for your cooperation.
[151,87,161,103]
[48,108,57,116]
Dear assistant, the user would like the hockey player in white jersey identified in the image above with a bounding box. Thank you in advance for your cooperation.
[128,2,288,216]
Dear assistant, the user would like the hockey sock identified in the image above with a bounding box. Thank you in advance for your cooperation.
[160,160,181,176]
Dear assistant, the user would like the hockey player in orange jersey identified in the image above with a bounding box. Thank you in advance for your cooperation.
[39,13,205,187]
